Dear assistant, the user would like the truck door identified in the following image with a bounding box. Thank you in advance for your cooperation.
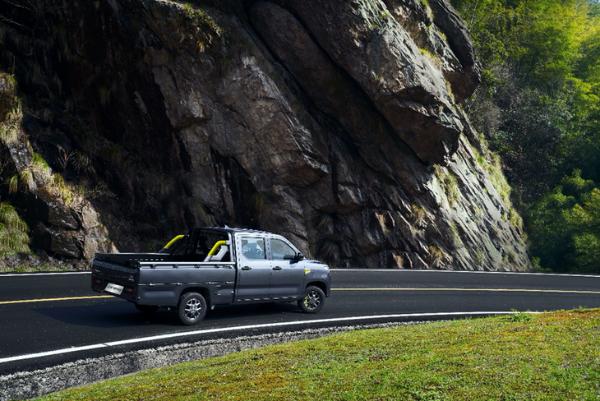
[234,235,272,302]
[268,237,305,299]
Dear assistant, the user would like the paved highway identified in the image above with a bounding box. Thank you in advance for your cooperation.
[0,269,599,374]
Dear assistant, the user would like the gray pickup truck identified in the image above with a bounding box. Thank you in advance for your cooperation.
[91,227,331,325]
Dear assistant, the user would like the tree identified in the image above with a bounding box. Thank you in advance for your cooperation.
[528,171,600,273]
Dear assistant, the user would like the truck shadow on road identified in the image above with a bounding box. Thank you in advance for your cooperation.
[34,300,306,329]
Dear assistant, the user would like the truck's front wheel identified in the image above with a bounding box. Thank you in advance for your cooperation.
[177,292,207,325]
[298,286,325,313]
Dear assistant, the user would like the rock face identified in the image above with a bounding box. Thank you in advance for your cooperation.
[0,0,530,270]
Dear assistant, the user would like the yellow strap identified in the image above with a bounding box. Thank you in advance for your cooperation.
[207,240,227,256]
[163,234,184,249]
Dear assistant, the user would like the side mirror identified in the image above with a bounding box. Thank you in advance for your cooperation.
[284,252,304,263]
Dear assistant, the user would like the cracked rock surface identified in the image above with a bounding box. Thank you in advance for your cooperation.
[0,0,530,270]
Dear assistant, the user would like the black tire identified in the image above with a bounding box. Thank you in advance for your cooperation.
[135,304,159,314]
[177,292,207,325]
[298,286,326,313]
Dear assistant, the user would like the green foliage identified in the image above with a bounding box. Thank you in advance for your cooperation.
[0,202,30,256]
[527,170,600,273]
[410,204,427,227]
[452,0,600,193]
[487,153,511,203]
[434,165,460,206]
[180,2,222,52]
[453,0,592,90]
[505,311,533,323]
[508,207,523,228]
[0,118,19,144]
[7,174,18,194]
[427,244,446,267]
[50,173,75,206]
[31,151,52,180]
[452,0,599,272]
[19,168,34,191]
[572,232,600,271]
[449,221,464,248]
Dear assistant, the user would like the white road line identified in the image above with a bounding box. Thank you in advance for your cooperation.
[333,288,600,295]
[0,311,528,364]
[0,271,91,277]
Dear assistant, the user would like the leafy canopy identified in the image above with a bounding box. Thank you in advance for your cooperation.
[452,0,600,272]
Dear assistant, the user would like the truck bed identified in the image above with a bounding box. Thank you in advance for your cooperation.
[93,252,168,267]
[92,255,237,307]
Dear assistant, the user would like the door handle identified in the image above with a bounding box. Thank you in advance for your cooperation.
[241,266,252,271]
[272,266,282,271]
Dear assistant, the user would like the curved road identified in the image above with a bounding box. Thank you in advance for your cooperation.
[1,269,599,375]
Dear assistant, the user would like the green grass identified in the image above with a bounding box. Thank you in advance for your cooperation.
[36,309,600,401]
[0,202,30,257]
[434,165,460,206]
[0,72,21,144]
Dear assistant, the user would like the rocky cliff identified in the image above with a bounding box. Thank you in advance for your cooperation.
[0,0,530,270]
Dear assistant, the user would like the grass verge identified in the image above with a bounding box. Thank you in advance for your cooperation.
[36,309,600,401]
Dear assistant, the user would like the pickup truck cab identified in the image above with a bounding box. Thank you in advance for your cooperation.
[91,227,331,325]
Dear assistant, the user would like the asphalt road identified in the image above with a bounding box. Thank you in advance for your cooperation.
[0,269,599,374]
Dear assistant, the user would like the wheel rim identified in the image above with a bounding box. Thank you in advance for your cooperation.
[303,290,321,311]
[184,297,202,320]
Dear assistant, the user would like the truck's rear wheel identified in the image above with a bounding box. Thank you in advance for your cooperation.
[298,286,325,313]
[177,292,207,325]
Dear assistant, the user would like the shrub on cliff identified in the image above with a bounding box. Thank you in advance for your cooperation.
[0,202,30,257]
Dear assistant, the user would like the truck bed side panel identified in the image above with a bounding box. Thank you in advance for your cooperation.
[137,263,236,306]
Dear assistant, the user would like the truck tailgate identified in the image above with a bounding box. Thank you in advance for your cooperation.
[91,259,138,301]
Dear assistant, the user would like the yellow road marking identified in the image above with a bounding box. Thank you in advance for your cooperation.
[333,288,600,295]
[0,295,114,305]
[0,287,598,306]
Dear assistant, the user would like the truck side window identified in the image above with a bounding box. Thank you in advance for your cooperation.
[241,238,266,260]
[271,239,296,260]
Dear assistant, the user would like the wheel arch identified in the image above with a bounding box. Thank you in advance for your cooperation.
[306,281,328,296]
[179,286,211,307]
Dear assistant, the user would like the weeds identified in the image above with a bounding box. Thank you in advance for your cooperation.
[410,204,427,227]
[434,165,460,206]
[427,244,446,268]
[181,2,222,53]
[506,311,533,323]
[7,174,18,193]
[0,202,30,256]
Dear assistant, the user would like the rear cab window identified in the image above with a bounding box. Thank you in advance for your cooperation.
[240,237,267,260]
